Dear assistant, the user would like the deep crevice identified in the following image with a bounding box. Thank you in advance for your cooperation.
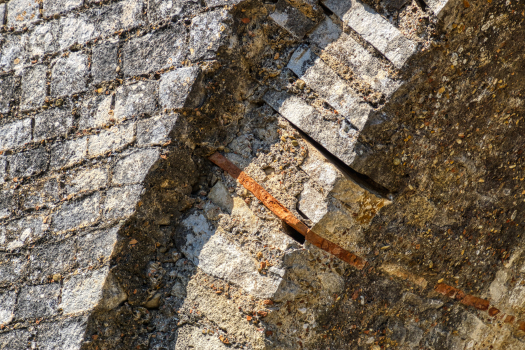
[283,222,306,244]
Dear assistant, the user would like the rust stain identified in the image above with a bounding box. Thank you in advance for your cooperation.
[208,152,367,270]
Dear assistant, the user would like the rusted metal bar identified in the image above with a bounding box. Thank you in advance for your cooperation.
[208,152,367,270]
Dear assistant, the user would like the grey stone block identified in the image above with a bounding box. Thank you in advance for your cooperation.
[87,123,135,157]
[323,0,417,68]
[60,268,109,314]
[269,0,315,39]
[78,94,113,131]
[49,136,88,170]
[288,46,372,130]
[0,329,30,350]
[20,64,47,111]
[0,291,16,325]
[51,52,89,97]
[91,39,119,84]
[51,192,101,232]
[35,317,88,350]
[0,190,15,220]
[65,167,108,195]
[0,157,6,184]
[0,35,27,72]
[112,148,160,185]
[0,118,32,151]
[0,4,5,26]
[0,215,46,251]
[29,239,77,281]
[147,0,175,22]
[114,81,158,120]
[9,148,50,178]
[136,113,179,146]
[189,10,232,61]
[103,185,143,219]
[94,0,145,37]
[423,0,450,15]
[15,284,61,320]
[28,22,59,57]
[43,0,84,17]
[34,108,73,141]
[0,254,28,286]
[121,25,187,77]
[307,15,342,49]
[159,67,204,109]
[76,226,119,268]
[0,75,16,114]
[58,13,97,51]
[7,0,40,29]
[19,177,61,210]
[264,90,359,166]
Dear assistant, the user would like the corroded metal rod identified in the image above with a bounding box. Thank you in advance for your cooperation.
[208,152,367,270]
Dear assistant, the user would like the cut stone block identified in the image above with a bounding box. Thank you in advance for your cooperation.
[34,108,73,141]
[91,39,119,84]
[159,67,204,109]
[0,190,15,220]
[20,64,47,111]
[0,118,32,151]
[49,136,88,170]
[0,4,5,26]
[60,267,107,314]
[7,0,40,29]
[78,95,113,131]
[19,177,61,210]
[65,167,108,195]
[288,46,372,130]
[9,147,49,178]
[51,192,101,233]
[0,215,46,251]
[112,148,160,185]
[28,21,59,57]
[51,52,89,97]
[35,317,88,350]
[58,13,97,51]
[323,0,417,68]
[136,114,179,146]
[15,284,61,320]
[88,123,135,157]
[103,185,143,219]
[263,90,359,166]
[43,0,84,17]
[0,35,27,72]
[269,0,316,39]
[0,291,16,325]
[307,15,342,49]
[0,75,16,114]
[122,24,187,76]
[94,0,145,37]
[76,226,119,268]
[0,254,28,286]
[29,239,76,281]
[189,10,232,61]
[423,0,450,16]
[0,158,6,184]
[0,330,31,349]
[114,81,158,120]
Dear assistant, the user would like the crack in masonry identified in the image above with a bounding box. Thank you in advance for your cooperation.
[208,152,367,270]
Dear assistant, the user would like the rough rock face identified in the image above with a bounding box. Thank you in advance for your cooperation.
[1,0,525,349]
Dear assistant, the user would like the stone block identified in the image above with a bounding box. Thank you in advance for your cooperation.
[60,267,108,314]
[9,147,50,178]
[20,64,47,111]
[0,157,6,184]
[0,4,5,26]
[51,51,89,97]
[208,180,233,212]
[43,0,84,17]
[87,123,135,157]
[28,22,59,57]
[58,13,97,51]
[269,0,315,39]
[114,81,158,120]
[0,215,46,251]
[0,118,32,151]
[49,136,88,170]
[0,329,30,349]
[323,0,417,68]
[103,185,143,219]
[0,75,16,114]
[288,46,372,130]
[189,10,231,61]
[19,177,61,210]
[307,15,342,49]
[34,108,73,141]
[51,192,101,232]
[0,35,27,72]
[91,39,119,84]
[0,254,28,286]
[76,226,119,268]
[78,94,113,130]
[159,67,204,109]
[136,113,179,146]
[7,0,40,29]
[147,0,174,22]
[0,291,16,325]
[65,167,108,195]
[15,284,61,320]
[112,148,160,185]
[0,190,15,220]
[35,317,88,350]
[423,0,450,16]
[121,24,187,77]
[29,239,76,281]
[94,0,145,37]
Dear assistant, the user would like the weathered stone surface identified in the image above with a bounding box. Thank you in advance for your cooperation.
[7,0,40,29]
[49,136,88,169]
[423,0,450,15]
[43,0,84,17]
[29,239,76,281]
[0,190,15,220]
[0,216,46,250]
[65,167,108,195]
[20,64,47,111]
[114,81,158,120]
[122,25,187,77]
[15,284,61,320]
[0,158,6,184]
[58,13,97,51]
[0,291,16,325]
[136,113,179,146]
[112,149,160,185]
[76,226,119,268]
[0,4,5,26]
[35,317,88,350]
[189,10,231,61]
[208,181,233,212]
[28,22,59,57]
[34,108,73,141]
[19,177,61,210]
[0,329,30,349]
[269,0,316,39]
[0,75,16,114]
[159,67,204,109]
[79,95,113,130]
[51,193,100,232]
[93,0,145,37]
[51,52,89,97]
[60,267,108,314]
[88,123,135,156]
[0,254,28,285]
[0,35,27,72]
[9,148,50,178]
[103,185,143,219]
[91,39,119,84]
[0,118,32,151]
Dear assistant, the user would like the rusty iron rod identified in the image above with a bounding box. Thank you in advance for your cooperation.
[208,152,367,270]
